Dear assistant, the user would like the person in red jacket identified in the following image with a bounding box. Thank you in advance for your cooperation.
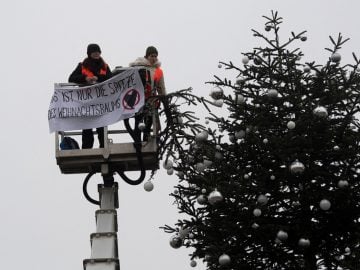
[68,43,112,148]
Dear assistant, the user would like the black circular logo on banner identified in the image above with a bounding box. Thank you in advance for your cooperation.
[122,89,140,110]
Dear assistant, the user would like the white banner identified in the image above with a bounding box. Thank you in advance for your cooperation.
[48,68,145,133]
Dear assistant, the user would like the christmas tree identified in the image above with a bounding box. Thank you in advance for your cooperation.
[156,11,360,270]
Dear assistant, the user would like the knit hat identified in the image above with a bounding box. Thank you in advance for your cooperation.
[87,43,101,56]
[145,46,158,58]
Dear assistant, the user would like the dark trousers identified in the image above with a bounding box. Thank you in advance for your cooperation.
[82,127,104,149]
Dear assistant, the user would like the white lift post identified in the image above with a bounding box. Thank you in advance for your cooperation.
[83,182,120,270]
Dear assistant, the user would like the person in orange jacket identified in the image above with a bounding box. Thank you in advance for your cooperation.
[68,43,112,148]
[129,46,166,140]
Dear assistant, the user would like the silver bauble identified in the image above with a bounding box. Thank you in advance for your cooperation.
[163,160,173,170]
[242,56,249,64]
[331,52,341,63]
[138,122,146,131]
[144,181,154,192]
[235,94,245,104]
[319,199,331,211]
[235,130,245,139]
[218,254,231,266]
[257,194,268,205]
[196,162,206,172]
[298,238,310,247]
[213,99,224,107]
[195,131,209,142]
[337,180,349,188]
[204,159,213,167]
[287,121,296,130]
[304,66,311,73]
[313,106,328,118]
[253,208,262,217]
[277,230,288,241]
[208,190,223,205]
[190,260,197,267]
[210,86,224,100]
[290,160,305,174]
[169,235,183,249]
[167,168,174,175]
[267,89,278,98]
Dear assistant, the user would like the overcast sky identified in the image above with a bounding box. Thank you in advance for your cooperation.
[1,1,360,269]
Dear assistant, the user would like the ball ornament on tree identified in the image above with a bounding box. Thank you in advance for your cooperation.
[138,122,146,131]
[267,89,278,98]
[169,235,183,249]
[257,194,269,205]
[290,160,305,174]
[277,230,288,241]
[253,208,262,217]
[197,194,207,205]
[213,99,224,107]
[143,181,154,192]
[242,56,249,64]
[319,199,331,211]
[163,160,173,170]
[337,180,349,188]
[300,36,307,41]
[208,189,223,205]
[167,168,174,175]
[265,25,271,31]
[287,121,296,130]
[218,254,231,266]
[190,260,197,267]
[313,106,328,118]
[331,52,341,63]
[235,94,245,104]
[210,86,224,100]
[195,130,209,142]
[298,238,311,247]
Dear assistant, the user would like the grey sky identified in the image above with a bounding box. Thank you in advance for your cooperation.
[0,0,359,269]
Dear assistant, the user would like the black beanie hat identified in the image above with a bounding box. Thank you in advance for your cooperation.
[87,43,101,56]
[145,46,158,58]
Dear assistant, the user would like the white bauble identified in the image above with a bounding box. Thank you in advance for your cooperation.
[287,121,296,129]
[263,138,269,144]
[267,89,278,98]
[201,188,207,194]
[144,181,154,192]
[290,160,305,174]
[313,106,328,118]
[208,190,223,205]
[218,254,231,266]
[235,130,246,139]
[163,160,173,170]
[242,56,249,64]
[331,53,341,63]
[138,122,146,131]
[277,230,288,241]
[253,208,262,217]
[257,194,268,205]
[298,238,310,247]
[270,175,276,180]
[337,180,349,188]
[235,94,245,104]
[169,235,183,249]
[197,194,207,205]
[213,99,224,107]
[215,152,223,160]
[203,159,213,167]
[319,199,331,211]
[210,86,224,100]
[195,130,209,142]
[196,162,206,172]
